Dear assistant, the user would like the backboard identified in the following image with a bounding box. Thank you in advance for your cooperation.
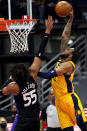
[0,0,32,20]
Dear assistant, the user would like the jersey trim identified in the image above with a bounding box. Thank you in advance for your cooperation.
[68,61,75,72]
[71,94,84,125]
[64,74,72,93]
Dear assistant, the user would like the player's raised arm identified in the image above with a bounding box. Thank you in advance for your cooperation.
[60,10,74,53]
[29,16,53,79]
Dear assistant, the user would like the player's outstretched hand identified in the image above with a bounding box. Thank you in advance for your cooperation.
[45,16,54,34]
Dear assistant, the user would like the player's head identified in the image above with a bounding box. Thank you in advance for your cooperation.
[60,48,80,63]
[0,117,7,129]
[10,63,29,86]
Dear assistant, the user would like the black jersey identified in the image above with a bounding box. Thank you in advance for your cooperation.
[14,76,40,118]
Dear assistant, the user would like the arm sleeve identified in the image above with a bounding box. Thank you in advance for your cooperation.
[36,33,49,59]
[38,70,57,79]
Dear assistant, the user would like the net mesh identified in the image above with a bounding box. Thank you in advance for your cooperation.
[7,20,37,53]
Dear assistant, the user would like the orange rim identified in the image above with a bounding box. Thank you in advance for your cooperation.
[0,19,37,31]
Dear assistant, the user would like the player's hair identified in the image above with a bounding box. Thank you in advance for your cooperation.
[71,48,80,64]
[10,63,29,86]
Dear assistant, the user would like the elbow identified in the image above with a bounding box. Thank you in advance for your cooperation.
[2,89,7,95]
[2,88,9,95]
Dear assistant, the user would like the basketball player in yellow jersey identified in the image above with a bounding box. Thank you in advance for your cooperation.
[38,11,87,131]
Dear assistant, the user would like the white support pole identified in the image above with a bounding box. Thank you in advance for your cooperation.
[27,0,32,19]
[8,0,11,20]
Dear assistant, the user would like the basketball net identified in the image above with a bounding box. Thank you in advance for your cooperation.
[6,20,37,53]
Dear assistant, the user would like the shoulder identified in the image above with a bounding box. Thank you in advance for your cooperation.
[65,61,75,72]
[61,61,74,69]
[68,61,75,69]
[64,61,75,74]
[55,61,74,75]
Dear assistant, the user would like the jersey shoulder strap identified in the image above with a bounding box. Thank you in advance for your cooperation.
[68,61,75,70]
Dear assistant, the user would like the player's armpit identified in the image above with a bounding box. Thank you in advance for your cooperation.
[2,82,20,96]
[2,87,10,95]
[56,62,73,75]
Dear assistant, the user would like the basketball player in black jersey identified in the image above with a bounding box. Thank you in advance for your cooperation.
[0,16,53,131]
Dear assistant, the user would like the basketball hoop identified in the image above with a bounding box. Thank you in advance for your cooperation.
[0,19,37,53]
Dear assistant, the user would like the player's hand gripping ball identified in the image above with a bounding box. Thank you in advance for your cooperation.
[55,1,72,17]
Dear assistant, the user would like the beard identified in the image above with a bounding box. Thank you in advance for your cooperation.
[59,53,69,60]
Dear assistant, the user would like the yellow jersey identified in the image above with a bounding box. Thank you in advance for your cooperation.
[51,60,75,98]
[51,60,87,129]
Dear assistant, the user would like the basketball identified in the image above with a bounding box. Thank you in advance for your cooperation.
[55,1,72,17]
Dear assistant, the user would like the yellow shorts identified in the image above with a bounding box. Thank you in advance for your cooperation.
[55,93,87,129]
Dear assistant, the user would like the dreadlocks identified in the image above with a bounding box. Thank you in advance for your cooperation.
[10,63,29,86]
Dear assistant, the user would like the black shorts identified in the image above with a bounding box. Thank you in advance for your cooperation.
[47,127,62,131]
[11,114,40,131]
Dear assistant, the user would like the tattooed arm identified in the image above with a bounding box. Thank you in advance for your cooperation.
[60,10,74,53]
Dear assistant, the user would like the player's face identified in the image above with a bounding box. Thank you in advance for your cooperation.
[60,48,74,60]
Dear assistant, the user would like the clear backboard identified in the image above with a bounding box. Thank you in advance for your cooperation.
[0,0,32,20]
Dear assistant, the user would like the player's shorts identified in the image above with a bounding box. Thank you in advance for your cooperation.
[11,114,40,131]
[47,127,62,131]
[55,92,87,129]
